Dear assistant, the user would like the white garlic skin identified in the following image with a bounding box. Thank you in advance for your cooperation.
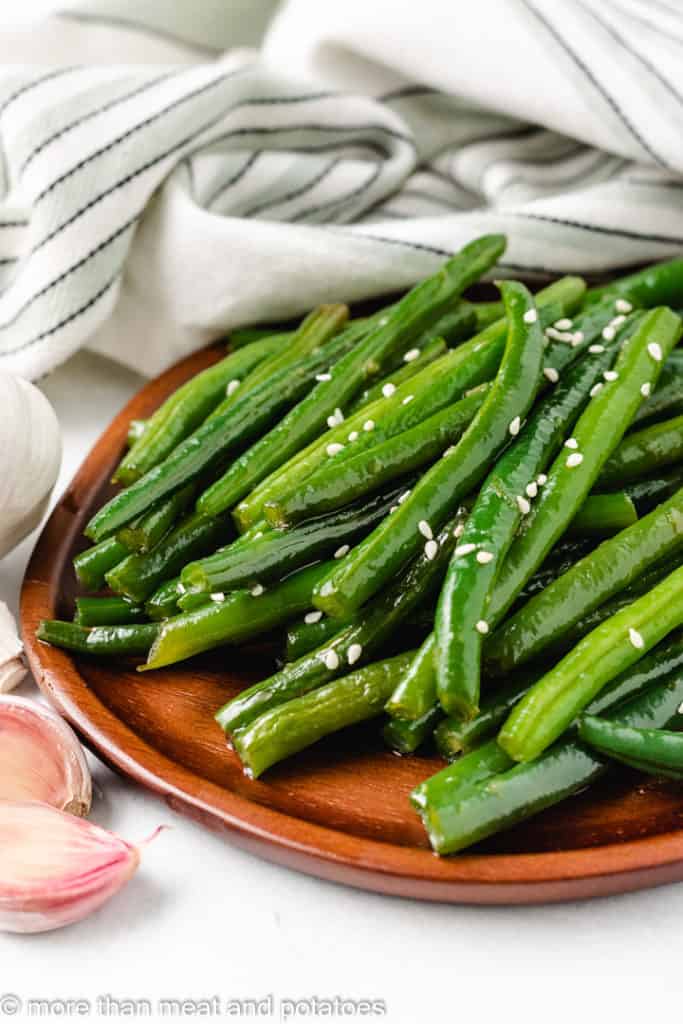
[0,372,61,559]
[0,601,27,693]
[0,802,140,933]
[0,695,92,815]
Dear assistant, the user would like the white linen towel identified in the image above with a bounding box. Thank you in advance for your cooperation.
[0,0,681,380]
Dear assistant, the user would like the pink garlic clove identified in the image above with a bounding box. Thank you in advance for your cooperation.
[0,696,92,815]
[0,802,142,933]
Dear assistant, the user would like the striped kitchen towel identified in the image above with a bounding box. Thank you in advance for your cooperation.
[0,0,682,379]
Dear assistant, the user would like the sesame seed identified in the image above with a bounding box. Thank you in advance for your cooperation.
[554,317,572,330]
[475,620,490,635]
[389,505,398,513]
[250,583,264,597]
[571,331,584,346]
[326,442,344,456]
[588,344,605,354]
[348,430,359,441]
[590,382,603,397]
[323,650,339,671]
[453,523,465,538]
[628,627,644,650]
[403,348,420,363]
[602,325,616,341]
[177,583,186,595]
[363,419,375,431]
[615,299,632,314]
[253,531,263,540]
[566,452,583,468]
[347,643,363,665]
[537,473,548,486]
[316,372,332,382]
[603,370,618,382]
[546,327,574,343]
[455,543,476,557]
[319,580,335,597]
[327,415,338,429]
[424,540,438,560]
[382,383,396,398]
[524,309,539,324]
[544,367,559,383]
[678,701,683,715]
[610,314,626,328]
[526,481,538,498]
[334,545,350,559]
[305,610,323,624]
[418,520,433,540]
[210,592,225,603]
[509,416,521,436]
[402,395,414,405]
[398,490,411,504]
[564,437,578,449]
[640,382,652,398]
[516,495,531,515]
[226,379,240,396]
[648,341,663,362]
[477,550,494,564]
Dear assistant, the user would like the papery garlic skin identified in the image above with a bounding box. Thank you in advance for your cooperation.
[0,372,61,559]
[0,601,27,693]
[0,802,140,933]
[0,696,92,816]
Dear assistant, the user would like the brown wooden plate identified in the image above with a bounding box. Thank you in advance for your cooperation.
[21,343,683,904]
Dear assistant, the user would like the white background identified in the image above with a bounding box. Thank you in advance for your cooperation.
[1,4,682,1022]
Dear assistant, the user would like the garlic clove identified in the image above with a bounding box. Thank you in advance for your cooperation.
[0,802,142,933]
[0,602,27,693]
[0,695,92,815]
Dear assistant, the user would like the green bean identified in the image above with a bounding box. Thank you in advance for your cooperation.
[117,483,195,554]
[382,707,442,755]
[487,307,683,625]
[434,672,534,759]
[568,491,637,535]
[584,258,683,308]
[597,413,683,489]
[633,353,683,427]
[411,739,515,812]
[624,468,683,514]
[498,563,683,763]
[578,715,683,779]
[197,236,507,517]
[385,633,438,722]
[73,537,128,591]
[37,620,159,657]
[114,335,283,484]
[228,325,292,350]
[314,281,546,622]
[233,652,415,778]
[73,596,146,627]
[142,561,330,669]
[145,578,183,620]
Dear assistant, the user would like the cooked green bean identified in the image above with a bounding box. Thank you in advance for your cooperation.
[597,413,683,489]
[578,715,683,779]
[37,620,159,657]
[117,483,195,554]
[73,595,146,627]
[382,707,442,755]
[584,258,683,309]
[145,577,183,620]
[568,491,637,535]
[624,468,683,514]
[73,537,128,591]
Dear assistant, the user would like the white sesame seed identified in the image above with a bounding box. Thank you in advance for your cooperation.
[398,490,411,504]
[316,372,332,382]
[566,452,584,468]
[475,620,490,635]
[564,437,579,449]
[323,650,340,671]
[615,299,633,313]
[424,540,438,561]
[210,592,225,603]
[401,395,414,405]
[177,583,186,595]
[305,610,323,624]
[348,430,359,442]
[640,382,652,398]
[571,331,584,346]
[545,327,573,343]
[253,531,263,540]
[403,348,420,363]
[226,379,240,396]
[477,550,494,564]
[524,309,539,324]
[455,543,476,557]
[602,325,616,341]
[678,701,683,715]
[319,580,335,597]
[648,342,663,362]
[250,583,264,597]
[516,495,531,515]
[544,367,559,383]
[363,419,375,431]
[382,383,396,398]
[418,520,433,540]
[590,382,603,398]
[526,481,538,498]
[588,344,605,354]
[509,416,521,436]
[326,442,344,456]
[453,522,465,538]
[389,505,398,513]
[610,315,626,329]
[347,643,363,665]
[604,370,618,382]
[537,473,548,486]
[554,317,572,330]
[334,545,350,559]
[327,414,338,429]
[628,627,644,650]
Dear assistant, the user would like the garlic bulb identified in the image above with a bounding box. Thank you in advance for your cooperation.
[0,601,27,693]
[0,695,92,815]
[0,802,141,933]
[0,371,61,559]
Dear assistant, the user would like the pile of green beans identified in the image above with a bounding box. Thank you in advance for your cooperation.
[37,239,683,857]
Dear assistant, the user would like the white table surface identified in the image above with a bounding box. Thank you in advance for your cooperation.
[0,350,682,1023]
